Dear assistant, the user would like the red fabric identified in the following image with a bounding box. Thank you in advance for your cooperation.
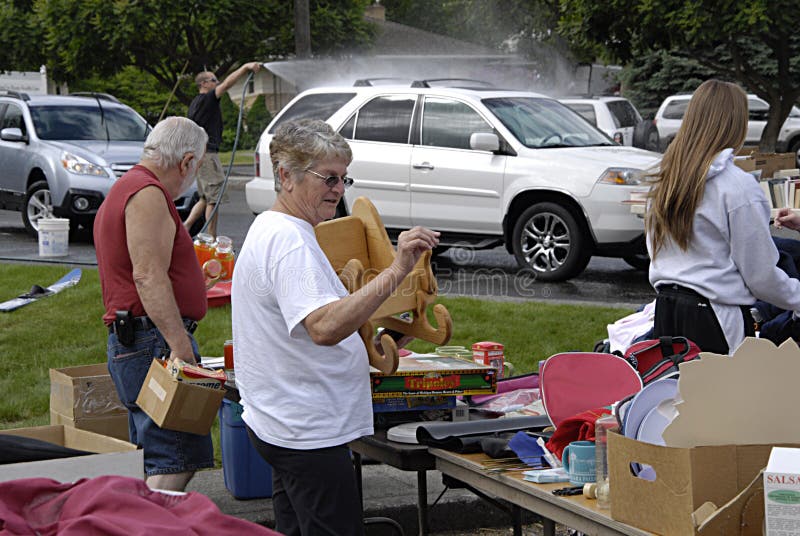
[545,407,611,460]
[0,475,280,535]
[94,165,207,325]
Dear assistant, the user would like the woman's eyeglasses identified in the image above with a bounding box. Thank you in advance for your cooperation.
[305,169,354,189]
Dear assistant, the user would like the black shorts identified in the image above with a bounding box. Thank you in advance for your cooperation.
[654,284,754,354]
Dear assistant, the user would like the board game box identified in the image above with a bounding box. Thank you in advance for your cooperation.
[370,353,497,400]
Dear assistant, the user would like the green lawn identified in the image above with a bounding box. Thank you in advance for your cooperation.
[0,262,633,466]
[218,150,254,167]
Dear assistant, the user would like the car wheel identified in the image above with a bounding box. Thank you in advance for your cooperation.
[791,139,800,168]
[512,202,591,282]
[623,253,650,270]
[633,120,660,152]
[23,180,56,237]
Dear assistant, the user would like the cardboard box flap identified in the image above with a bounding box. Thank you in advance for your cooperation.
[664,338,800,448]
[696,470,764,535]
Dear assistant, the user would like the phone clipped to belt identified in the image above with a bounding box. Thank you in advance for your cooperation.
[114,310,135,346]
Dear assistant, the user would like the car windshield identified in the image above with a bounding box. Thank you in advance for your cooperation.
[29,105,150,141]
[483,97,613,148]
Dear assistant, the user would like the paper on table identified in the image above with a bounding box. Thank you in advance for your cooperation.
[523,467,569,483]
[662,338,800,447]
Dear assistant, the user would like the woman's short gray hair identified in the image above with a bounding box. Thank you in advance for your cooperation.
[269,119,352,192]
[142,117,208,169]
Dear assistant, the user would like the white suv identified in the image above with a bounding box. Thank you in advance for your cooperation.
[655,93,800,160]
[246,81,661,281]
[559,96,658,151]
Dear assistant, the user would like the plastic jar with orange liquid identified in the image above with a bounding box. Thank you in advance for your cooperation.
[215,236,235,281]
[193,233,216,267]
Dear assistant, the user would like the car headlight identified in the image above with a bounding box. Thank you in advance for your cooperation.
[61,152,109,178]
[597,167,643,186]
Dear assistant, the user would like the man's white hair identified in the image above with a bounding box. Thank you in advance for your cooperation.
[142,116,208,169]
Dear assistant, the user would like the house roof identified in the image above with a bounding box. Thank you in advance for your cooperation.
[363,18,501,57]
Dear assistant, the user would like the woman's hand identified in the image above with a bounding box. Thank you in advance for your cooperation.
[393,226,440,275]
[775,208,800,231]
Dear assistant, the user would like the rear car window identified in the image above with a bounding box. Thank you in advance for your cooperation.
[563,103,597,126]
[606,100,640,128]
[350,95,416,144]
[662,100,689,120]
[268,93,356,134]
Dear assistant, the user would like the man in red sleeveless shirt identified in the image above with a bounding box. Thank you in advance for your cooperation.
[94,116,211,492]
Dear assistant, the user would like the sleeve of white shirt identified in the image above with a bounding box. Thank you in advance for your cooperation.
[271,244,345,337]
[729,199,800,316]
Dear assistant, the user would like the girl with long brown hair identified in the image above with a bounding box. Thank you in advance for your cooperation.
[646,79,800,354]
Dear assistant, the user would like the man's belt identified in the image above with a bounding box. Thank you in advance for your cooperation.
[108,316,198,335]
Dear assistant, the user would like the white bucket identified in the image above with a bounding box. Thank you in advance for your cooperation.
[38,218,70,257]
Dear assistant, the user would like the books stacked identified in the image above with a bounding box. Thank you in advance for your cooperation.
[760,169,800,209]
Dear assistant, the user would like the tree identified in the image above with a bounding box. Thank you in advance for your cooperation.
[558,0,800,152]
[619,50,715,120]
[14,0,374,105]
[0,0,44,72]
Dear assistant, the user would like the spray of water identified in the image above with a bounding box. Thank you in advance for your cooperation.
[264,51,608,97]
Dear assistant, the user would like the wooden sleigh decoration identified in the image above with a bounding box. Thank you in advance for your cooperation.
[315,197,453,374]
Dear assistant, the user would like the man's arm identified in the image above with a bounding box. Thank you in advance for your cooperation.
[303,227,439,345]
[215,62,261,97]
[126,186,196,363]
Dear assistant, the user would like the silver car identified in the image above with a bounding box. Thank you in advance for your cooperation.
[0,92,196,236]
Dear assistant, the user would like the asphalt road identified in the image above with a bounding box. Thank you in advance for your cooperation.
[0,175,656,309]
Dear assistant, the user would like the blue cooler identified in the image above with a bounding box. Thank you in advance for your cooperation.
[219,399,273,499]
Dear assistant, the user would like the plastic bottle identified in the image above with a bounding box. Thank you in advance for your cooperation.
[595,412,618,509]
[194,233,215,267]
[214,235,235,281]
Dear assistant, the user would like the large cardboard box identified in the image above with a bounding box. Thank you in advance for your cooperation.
[135,359,224,435]
[0,425,142,483]
[49,363,129,440]
[608,431,792,535]
[734,151,796,179]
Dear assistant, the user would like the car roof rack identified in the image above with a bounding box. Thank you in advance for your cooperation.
[353,78,411,87]
[0,90,30,101]
[410,78,494,88]
[69,92,121,103]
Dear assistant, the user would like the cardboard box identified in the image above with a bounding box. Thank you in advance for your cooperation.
[370,353,497,400]
[135,359,224,435]
[764,447,800,534]
[50,363,130,440]
[50,409,130,441]
[0,425,142,483]
[50,363,127,419]
[608,431,794,535]
[734,151,796,179]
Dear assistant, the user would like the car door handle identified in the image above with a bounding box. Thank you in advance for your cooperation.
[413,162,434,170]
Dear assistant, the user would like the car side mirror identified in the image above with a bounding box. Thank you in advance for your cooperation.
[749,109,769,121]
[0,127,26,142]
[470,132,499,152]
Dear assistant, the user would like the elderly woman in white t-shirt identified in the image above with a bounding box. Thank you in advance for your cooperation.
[231,119,439,536]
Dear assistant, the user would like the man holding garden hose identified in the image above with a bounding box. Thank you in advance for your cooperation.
[183,61,261,238]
